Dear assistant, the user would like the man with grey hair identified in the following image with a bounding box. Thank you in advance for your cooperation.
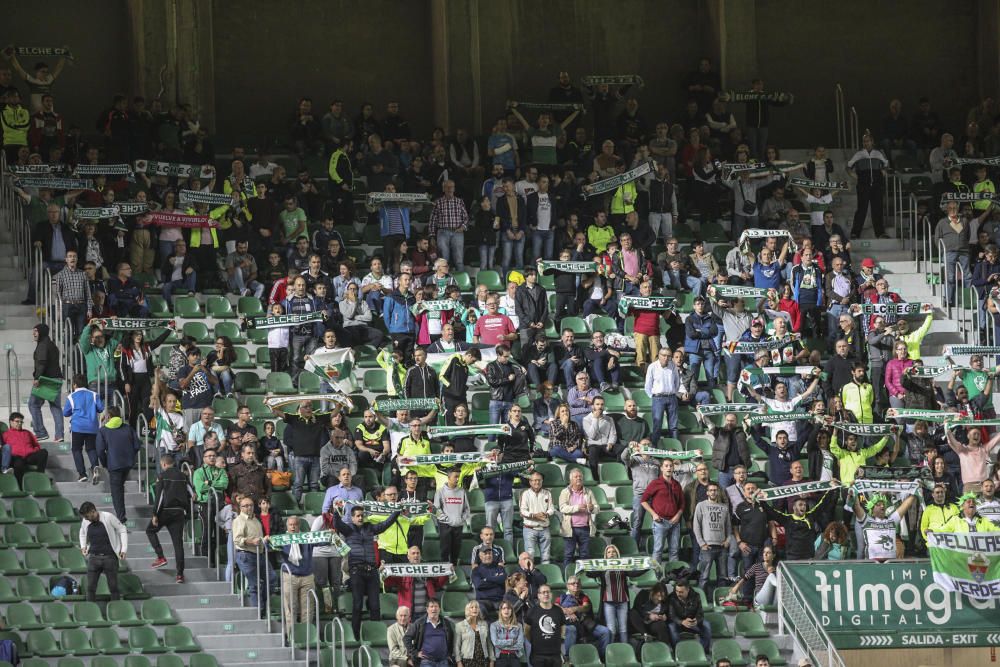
[387,605,412,667]
[268,515,317,639]
[428,179,469,271]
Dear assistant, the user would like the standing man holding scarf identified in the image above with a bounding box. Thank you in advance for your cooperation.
[267,515,317,640]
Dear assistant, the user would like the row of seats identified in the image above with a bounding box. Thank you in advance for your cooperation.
[3,600,177,629]
[0,574,148,602]
[0,625,199,657]
[1,655,218,667]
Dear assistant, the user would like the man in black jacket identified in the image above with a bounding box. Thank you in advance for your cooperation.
[514,267,549,348]
[404,347,439,418]
[145,455,191,582]
[274,401,328,502]
[29,323,64,442]
[160,239,197,307]
[403,598,455,666]
[666,579,711,651]
[25,202,77,305]
[709,413,750,491]
[333,505,401,636]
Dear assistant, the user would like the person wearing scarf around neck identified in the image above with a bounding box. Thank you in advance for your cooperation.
[266,515,317,640]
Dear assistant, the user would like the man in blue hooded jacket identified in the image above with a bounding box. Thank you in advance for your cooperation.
[95,406,141,523]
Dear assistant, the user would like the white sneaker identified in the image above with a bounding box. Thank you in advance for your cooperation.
[91,467,101,485]
[2,468,12,475]
[575,458,587,465]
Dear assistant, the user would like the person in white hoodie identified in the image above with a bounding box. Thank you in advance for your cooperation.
[78,501,128,601]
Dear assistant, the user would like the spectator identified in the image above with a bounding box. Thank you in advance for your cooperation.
[229,444,271,505]
[559,468,597,566]
[95,405,140,523]
[642,459,686,563]
[693,481,731,589]
[490,600,525,667]
[192,448,228,559]
[666,578,711,651]
[525,585,567,667]
[583,545,642,644]
[645,347,682,446]
[0,411,48,483]
[387,605,412,667]
[78,501,127,602]
[146,455,190,583]
[472,548,507,620]
[433,467,470,566]
[404,598,455,667]
[269,515,317,640]
[64,373,102,483]
[428,180,469,271]
[30,323,64,442]
[275,401,327,502]
[178,350,219,427]
[519,471,555,564]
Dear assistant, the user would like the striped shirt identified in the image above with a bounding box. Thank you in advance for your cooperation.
[56,267,92,309]
[428,195,469,235]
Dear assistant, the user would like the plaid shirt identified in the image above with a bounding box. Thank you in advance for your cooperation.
[428,195,469,235]
[56,267,92,311]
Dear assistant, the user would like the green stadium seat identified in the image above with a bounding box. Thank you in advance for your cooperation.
[734,611,769,638]
[212,396,239,419]
[590,315,617,333]
[0,579,18,603]
[145,296,171,318]
[319,647,348,667]
[17,575,52,602]
[441,591,470,618]
[561,316,589,335]
[163,625,201,653]
[362,369,387,393]
[5,603,42,630]
[40,602,77,629]
[237,296,266,318]
[119,573,150,599]
[214,322,246,347]
[156,655,187,667]
[245,395,271,418]
[60,628,99,656]
[686,436,713,457]
[705,611,733,637]
[568,644,602,667]
[234,372,266,395]
[616,486,634,506]
[24,549,60,574]
[92,658,123,667]
[0,550,27,575]
[26,629,64,657]
[0,473,22,497]
[302,491,326,515]
[73,601,111,627]
[90,628,129,655]
[206,295,236,319]
[269,491,302,515]
[611,535,639,556]
[57,549,88,574]
[607,642,641,667]
[0,631,27,659]
[0,503,12,524]
[298,371,321,393]
[266,372,297,395]
[674,639,710,667]
[711,638,747,666]
[476,270,503,291]
[128,626,167,654]
[231,346,255,369]
[322,621,360,647]
[641,641,678,667]
[22,472,57,497]
[453,271,472,293]
[173,296,203,319]
[590,485,612,510]
[125,657,153,667]
[247,328,268,345]
[37,522,71,547]
[181,322,213,344]
[108,600,143,626]
[44,497,78,523]
[599,462,630,486]
[360,620,388,647]
[748,639,787,666]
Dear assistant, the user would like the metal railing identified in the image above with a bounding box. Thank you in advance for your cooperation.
[777,562,847,667]
[954,260,967,326]
[179,461,197,546]
[935,239,948,313]
[95,364,111,409]
[835,84,846,159]
[327,616,350,667]
[355,644,377,667]
[5,348,20,415]
[849,106,860,152]
[1,152,31,280]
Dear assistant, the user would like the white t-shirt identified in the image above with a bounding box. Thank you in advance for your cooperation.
[861,510,902,560]
[978,499,1000,527]
[516,179,538,199]
[536,193,552,231]
[761,395,805,442]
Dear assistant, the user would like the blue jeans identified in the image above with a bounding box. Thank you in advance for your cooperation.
[488,400,512,435]
[531,229,554,261]
[479,243,497,270]
[550,446,584,464]
[717,471,735,492]
[436,229,465,271]
[668,618,712,652]
[740,545,763,599]
[590,362,621,388]
[688,349,719,389]
[631,495,646,542]
[945,250,971,306]
[419,661,449,667]
[697,544,727,588]
[563,525,590,566]
[662,270,705,295]
[522,526,552,563]
[485,499,514,539]
[28,389,64,439]
[500,235,524,274]
[235,550,265,610]
[603,601,629,643]
[292,455,320,501]
[565,622,611,660]
[162,272,197,305]
[158,240,178,265]
[725,354,746,386]
[364,290,384,314]
[227,270,264,299]
[651,518,681,563]
[216,369,234,395]
[650,394,678,445]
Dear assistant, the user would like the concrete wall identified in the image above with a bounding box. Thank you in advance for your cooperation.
[755,0,980,147]
[210,0,432,149]
[841,646,996,667]
[0,0,132,141]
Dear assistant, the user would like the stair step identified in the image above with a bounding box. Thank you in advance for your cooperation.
[131,567,222,583]
[142,580,234,596]
[195,646,291,662]
[183,619,273,636]
[176,606,266,622]
[159,594,247,610]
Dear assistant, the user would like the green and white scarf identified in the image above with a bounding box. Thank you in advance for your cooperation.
[635,448,703,460]
[245,312,324,330]
[951,156,1000,166]
[944,418,1000,429]
[94,317,174,330]
[858,465,929,481]
[134,159,215,179]
[179,189,234,207]
[829,422,897,437]
[738,228,794,248]
[617,295,676,316]
[476,460,534,482]
[724,90,793,103]
[696,403,762,415]
[722,160,802,180]
[414,299,460,313]
[788,177,849,191]
[398,452,493,466]
[712,285,772,299]
[852,302,933,316]
[581,75,644,87]
[574,556,656,573]
[885,408,960,422]
[908,364,970,378]
[355,500,435,518]
[943,345,1000,356]
[268,530,337,546]
[73,206,121,220]
[15,176,93,190]
[745,412,810,426]
[853,479,920,498]
[585,161,654,199]
[8,164,54,175]
[118,202,150,216]
[758,480,836,501]
[73,163,133,178]
[366,192,431,207]
[15,46,74,60]
[725,335,800,356]
[940,192,999,204]
[538,260,598,275]
[510,101,585,111]
[427,424,511,439]
[761,365,821,376]
[380,562,455,580]
[263,393,354,412]
[374,398,439,412]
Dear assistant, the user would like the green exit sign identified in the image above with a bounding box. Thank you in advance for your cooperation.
[246,652,257,659]
[103,496,112,503]
[223,623,234,633]
[199,597,209,605]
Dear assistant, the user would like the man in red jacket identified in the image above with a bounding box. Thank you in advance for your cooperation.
[640,459,686,563]
[381,545,449,619]
[1,411,49,483]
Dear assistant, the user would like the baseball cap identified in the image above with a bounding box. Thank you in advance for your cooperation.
[861,258,876,269]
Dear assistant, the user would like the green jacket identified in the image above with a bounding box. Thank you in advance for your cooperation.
[79,324,120,385]
[829,433,888,486]
[900,314,932,360]
[192,465,229,503]
[366,511,429,556]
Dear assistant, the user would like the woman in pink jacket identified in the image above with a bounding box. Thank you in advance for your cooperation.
[884,341,914,410]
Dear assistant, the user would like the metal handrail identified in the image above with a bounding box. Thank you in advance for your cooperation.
[355,643,376,667]
[112,389,126,414]
[849,106,860,151]
[95,364,110,409]
[835,84,846,159]
[279,562,320,664]
[936,238,948,312]
[777,562,847,667]
[179,461,196,546]
[955,261,967,326]
[5,348,20,415]
[328,616,349,667]
[136,415,150,495]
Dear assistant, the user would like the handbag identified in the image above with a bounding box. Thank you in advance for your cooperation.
[268,470,292,489]
[739,180,756,215]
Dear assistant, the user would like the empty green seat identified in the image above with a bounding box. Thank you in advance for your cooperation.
[26,629,64,657]
[292,622,320,650]
[0,550,27,575]
[237,296,265,318]
[156,655,186,667]
[0,473,26,497]
[24,549,61,574]
[119,573,150,599]
[0,503,12,523]
[17,575,52,601]
[560,316,589,335]
[60,628,99,656]
[266,372,297,395]
[141,599,179,625]
[734,611,769,637]
[45,497,78,523]
[268,491,302,516]
[206,295,236,319]
[73,601,111,627]
[125,657,153,667]
[5,602,42,630]
[212,396,239,419]
[705,611,733,637]
[231,346,255,369]
[13,498,46,523]
[441,591,470,618]
[235,371,266,395]
[108,600,143,626]
[163,626,199,652]
[674,639,710,667]
[607,642,641,667]
[568,644,602,667]
[129,626,167,654]
[711,639,747,666]
[214,321,246,344]
[599,462,630,486]
[173,296,203,318]
[145,296,171,318]
[22,472,57,497]
[641,641,678,667]
[181,322,212,344]
[298,372,321,393]
[92,657,122,667]
[0,579,18,603]
[40,602,77,629]
[476,270,503,291]
[747,639,787,666]
[36,522,71,547]
[362,369,387,393]
[56,658,86,667]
